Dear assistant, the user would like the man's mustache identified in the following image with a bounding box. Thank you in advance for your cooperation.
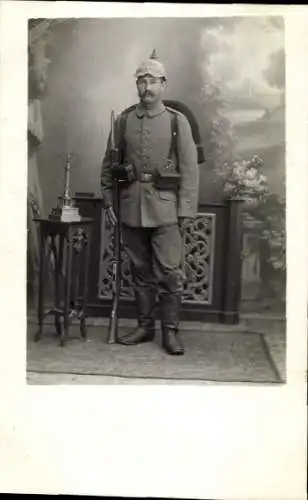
[141,90,154,97]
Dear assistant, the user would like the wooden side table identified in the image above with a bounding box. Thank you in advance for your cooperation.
[34,217,94,346]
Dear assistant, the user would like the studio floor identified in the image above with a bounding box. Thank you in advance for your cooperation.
[26,311,286,385]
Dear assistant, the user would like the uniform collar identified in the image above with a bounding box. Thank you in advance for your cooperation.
[135,100,166,118]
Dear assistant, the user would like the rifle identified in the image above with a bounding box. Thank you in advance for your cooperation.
[107,110,122,344]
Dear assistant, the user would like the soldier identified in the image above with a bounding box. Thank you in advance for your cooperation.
[101,51,199,355]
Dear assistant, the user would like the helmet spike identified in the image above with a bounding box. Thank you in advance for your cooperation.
[150,49,157,60]
[134,50,167,79]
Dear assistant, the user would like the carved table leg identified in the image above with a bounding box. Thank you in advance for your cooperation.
[71,229,81,310]
[35,228,47,342]
[80,227,91,340]
[61,228,73,347]
[50,234,62,337]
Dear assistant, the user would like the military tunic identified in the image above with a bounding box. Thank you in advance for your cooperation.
[101,101,199,227]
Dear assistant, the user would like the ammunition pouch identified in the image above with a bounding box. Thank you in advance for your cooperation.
[111,163,136,183]
[153,161,181,192]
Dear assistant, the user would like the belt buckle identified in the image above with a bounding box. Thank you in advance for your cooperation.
[142,172,152,182]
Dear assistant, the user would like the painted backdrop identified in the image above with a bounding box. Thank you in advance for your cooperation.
[28,17,285,310]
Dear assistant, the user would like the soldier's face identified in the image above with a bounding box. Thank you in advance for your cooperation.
[136,75,166,104]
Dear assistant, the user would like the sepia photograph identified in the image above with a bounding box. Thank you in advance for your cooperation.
[26,16,286,385]
[1,3,307,498]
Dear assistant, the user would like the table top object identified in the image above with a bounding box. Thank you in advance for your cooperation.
[48,153,81,222]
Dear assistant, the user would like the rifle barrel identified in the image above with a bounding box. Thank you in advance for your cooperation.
[107,110,122,344]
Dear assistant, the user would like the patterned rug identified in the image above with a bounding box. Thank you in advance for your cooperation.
[27,322,282,384]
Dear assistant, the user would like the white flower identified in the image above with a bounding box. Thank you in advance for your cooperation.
[246,168,257,179]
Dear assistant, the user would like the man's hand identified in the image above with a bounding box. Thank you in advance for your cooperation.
[105,206,117,227]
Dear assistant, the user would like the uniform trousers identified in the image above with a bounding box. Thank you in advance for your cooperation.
[121,223,184,330]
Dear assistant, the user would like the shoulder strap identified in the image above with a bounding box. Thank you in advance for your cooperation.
[117,105,136,163]
[167,108,179,166]
[163,99,205,164]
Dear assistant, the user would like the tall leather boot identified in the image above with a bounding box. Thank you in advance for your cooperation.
[160,292,184,355]
[118,288,156,345]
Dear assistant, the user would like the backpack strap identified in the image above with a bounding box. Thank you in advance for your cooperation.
[166,108,179,168]
[117,105,137,163]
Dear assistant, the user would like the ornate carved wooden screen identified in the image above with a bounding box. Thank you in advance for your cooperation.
[98,213,216,306]
[74,196,243,324]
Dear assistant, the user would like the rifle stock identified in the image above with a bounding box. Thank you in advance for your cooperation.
[107,111,122,344]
